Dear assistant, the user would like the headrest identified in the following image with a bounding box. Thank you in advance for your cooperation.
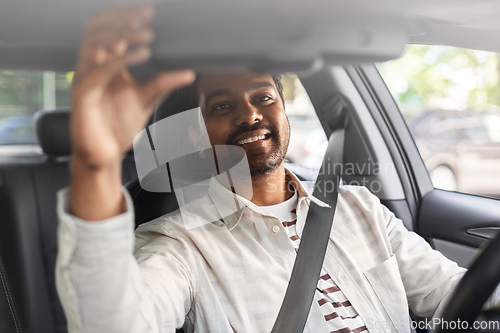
[33,88,197,156]
[34,109,71,156]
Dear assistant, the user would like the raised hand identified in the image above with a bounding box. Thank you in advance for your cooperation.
[71,5,194,168]
[69,5,195,220]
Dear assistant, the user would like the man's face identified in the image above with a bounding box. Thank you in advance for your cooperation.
[197,72,290,177]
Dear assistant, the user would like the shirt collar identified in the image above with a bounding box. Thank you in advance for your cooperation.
[285,169,330,209]
[208,168,330,231]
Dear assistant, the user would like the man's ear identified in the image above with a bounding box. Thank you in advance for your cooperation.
[188,125,206,158]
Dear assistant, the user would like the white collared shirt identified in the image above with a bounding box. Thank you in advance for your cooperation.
[56,170,468,333]
[261,188,368,333]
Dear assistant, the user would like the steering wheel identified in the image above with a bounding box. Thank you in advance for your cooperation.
[433,231,500,333]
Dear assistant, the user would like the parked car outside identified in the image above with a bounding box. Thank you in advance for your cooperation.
[409,109,500,197]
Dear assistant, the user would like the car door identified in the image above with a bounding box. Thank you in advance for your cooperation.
[349,62,500,269]
[297,59,500,272]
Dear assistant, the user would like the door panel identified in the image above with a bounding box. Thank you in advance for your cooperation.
[419,189,500,248]
[433,239,476,268]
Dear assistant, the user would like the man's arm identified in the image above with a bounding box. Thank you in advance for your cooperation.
[56,5,195,332]
[382,203,467,318]
[56,188,194,333]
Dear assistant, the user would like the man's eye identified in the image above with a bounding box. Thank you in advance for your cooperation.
[214,104,230,111]
[257,96,273,102]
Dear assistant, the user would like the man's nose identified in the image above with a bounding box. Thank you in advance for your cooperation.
[234,101,263,126]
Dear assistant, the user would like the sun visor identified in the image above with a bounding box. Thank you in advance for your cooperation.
[129,0,407,80]
[0,0,409,72]
[5,0,500,71]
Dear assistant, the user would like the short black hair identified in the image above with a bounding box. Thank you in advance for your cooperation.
[271,74,284,107]
[156,73,285,122]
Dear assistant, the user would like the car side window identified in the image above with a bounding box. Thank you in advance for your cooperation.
[282,74,327,185]
[378,45,500,198]
[0,70,71,146]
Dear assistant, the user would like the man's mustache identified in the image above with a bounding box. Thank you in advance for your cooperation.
[226,122,278,145]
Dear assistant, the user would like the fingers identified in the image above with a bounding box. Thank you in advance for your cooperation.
[83,27,154,52]
[139,70,197,110]
[75,5,154,78]
[86,5,154,33]
[76,47,152,91]
[73,4,196,117]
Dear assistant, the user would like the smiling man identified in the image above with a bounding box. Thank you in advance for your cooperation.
[56,5,471,333]
[195,72,294,206]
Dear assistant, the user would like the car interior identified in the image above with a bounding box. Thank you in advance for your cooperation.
[2,0,500,332]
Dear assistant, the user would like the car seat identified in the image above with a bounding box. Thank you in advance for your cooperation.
[0,109,137,333]
[0,252,23,333]
[125,86,196,229]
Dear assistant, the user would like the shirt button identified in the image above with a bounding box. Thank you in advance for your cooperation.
[272,226,280,233]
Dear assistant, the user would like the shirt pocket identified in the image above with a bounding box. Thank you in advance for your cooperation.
[364,254,410,333]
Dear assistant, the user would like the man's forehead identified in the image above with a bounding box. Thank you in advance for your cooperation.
[197,72,276,95]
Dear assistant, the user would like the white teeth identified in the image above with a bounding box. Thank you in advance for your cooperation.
[237,135,266,145]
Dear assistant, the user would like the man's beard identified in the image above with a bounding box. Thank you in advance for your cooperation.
[226,122,290,178]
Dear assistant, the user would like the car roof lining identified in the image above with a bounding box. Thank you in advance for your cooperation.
[3,0,500,71]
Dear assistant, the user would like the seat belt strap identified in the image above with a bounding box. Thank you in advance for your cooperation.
[271,94,348,333]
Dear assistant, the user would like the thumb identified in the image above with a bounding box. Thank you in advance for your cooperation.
[139,69,196,110]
